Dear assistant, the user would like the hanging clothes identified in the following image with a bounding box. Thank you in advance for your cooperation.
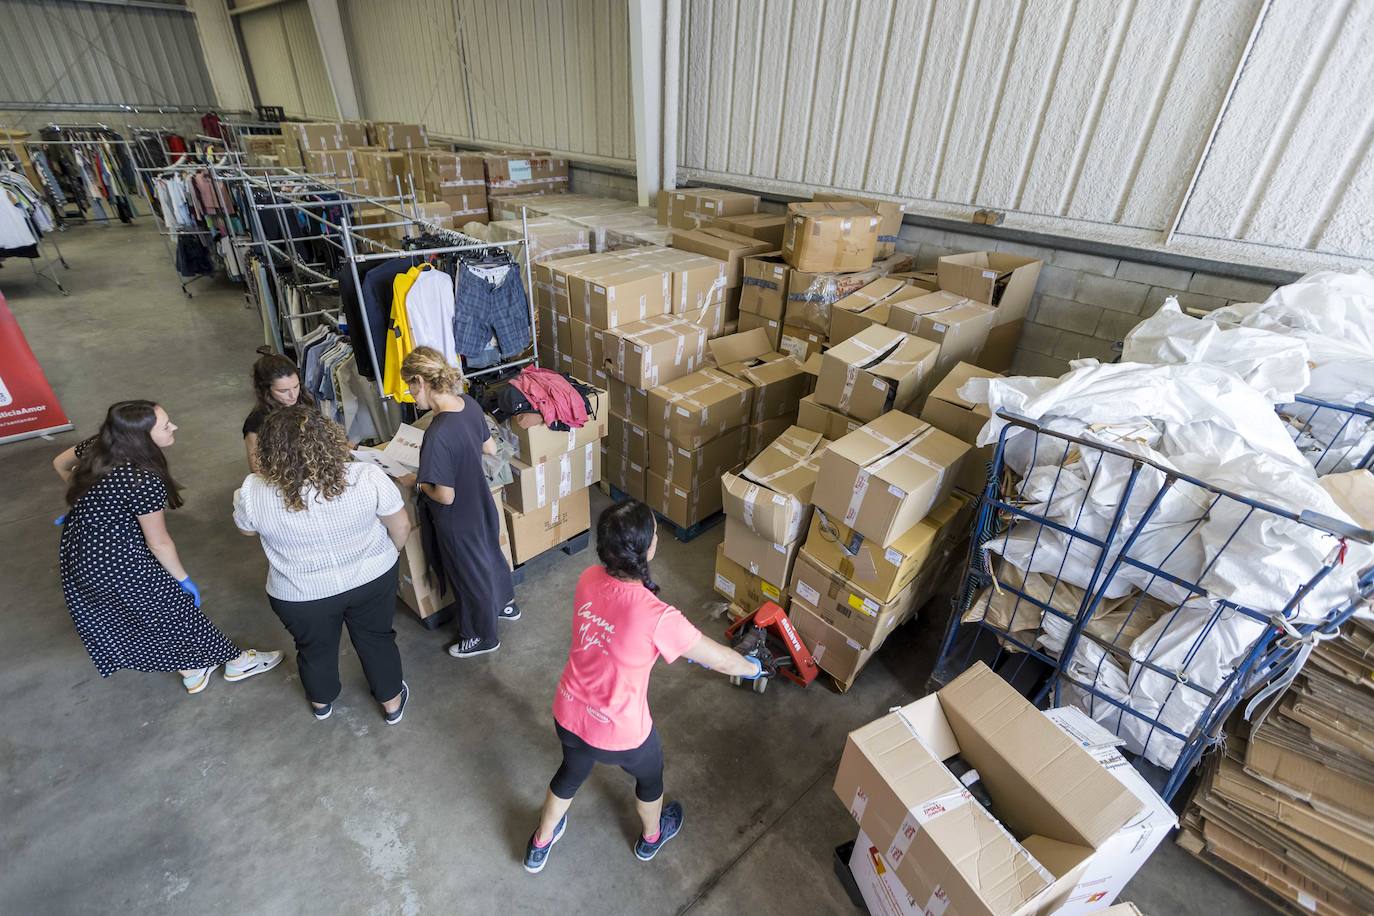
[382,267,422,403]
[0,186,39,251]
[453,261,532,364]
[175,236,215,277]
[404,264,459,367]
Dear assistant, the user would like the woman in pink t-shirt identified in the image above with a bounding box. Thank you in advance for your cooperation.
[523,500,764,874]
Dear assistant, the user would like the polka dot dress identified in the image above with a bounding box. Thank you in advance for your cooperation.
[59,441,240,677]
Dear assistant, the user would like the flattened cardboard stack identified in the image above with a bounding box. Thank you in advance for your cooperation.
[499,386,608,565]
[837,667,1173,916]
[715,426,829,618]
[1179,617,1374,916]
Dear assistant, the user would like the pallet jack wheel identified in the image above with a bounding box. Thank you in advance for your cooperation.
[729,676,741,688]
[752,677,768,694]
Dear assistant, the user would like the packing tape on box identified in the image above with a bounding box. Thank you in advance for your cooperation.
[838,364,860,412]
[534,461,546,506]
[558,452,573,499]
[583,443,596,488]
[884,788,973,869]
[844,469,871,528]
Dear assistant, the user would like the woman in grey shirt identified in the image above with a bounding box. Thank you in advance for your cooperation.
[233,406,412,724]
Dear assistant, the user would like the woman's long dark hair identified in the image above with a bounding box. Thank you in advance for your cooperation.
[252,347,315,415]
[596,500,659,594]
[65,400,183,509]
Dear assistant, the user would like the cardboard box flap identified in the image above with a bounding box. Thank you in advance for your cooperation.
[930,361,1000,413]
[938,664,1145,848]
[925,805,1058,911]
[708,327,773,366]
[1019,835,1095,879]
[740,426,826,492]
[825,325,938,385]
[829,411,931,469]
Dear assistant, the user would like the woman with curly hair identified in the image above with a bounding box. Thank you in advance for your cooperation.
[399,346,517,659]
[52,400,282,694]
[233,405,413,723]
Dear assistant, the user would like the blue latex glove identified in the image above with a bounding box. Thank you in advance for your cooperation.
[53,514,66,526]
[739,656,765,681]
[178,576,202,608]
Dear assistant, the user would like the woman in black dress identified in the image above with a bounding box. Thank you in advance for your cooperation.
[52,400,281,694]
[399,347,517,658]
[242,349,314,474]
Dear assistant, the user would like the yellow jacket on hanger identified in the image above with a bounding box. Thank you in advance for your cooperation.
[382,265,424,402]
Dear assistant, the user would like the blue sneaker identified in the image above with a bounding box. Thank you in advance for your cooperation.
[633,801,683,861]
[523,815,566,874]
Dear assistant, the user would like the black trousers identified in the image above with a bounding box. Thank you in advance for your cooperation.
[549,722,665,802]
[268,562,403,705]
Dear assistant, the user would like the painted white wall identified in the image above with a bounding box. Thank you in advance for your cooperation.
[237,0,338,120]
[678,0,1374,272]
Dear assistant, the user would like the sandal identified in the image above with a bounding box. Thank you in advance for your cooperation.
[223,649,283,682]
[182,666,218,694]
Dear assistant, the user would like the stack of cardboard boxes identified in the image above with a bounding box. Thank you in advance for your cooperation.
[1179,616,1374,915]
[482,150,570,217]
[499,387,608,565]
[837,663,1173,916]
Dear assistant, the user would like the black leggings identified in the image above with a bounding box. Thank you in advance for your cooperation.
[549,723,664,802]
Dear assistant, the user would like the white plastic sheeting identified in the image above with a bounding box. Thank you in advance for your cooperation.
[958,359,1372,769]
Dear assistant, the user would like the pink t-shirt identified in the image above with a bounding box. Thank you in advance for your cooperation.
[553,565,703,751]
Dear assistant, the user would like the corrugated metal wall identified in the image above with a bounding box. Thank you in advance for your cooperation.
[678,0,1373,262]
[0,0,216,109]
[238,0,338,120]
[340,0,634,164]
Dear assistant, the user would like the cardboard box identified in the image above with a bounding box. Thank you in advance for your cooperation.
[814,191,905,258]
[657,187,760,230]
[682,298,728,339]
[356,149,407,193]
[739,253,790,321]
[890,269,940,292]
[505,487,591,566]
[829,278,920,345]
[781,201,881,273]
[832,663,1149,916]
[566,262,671,329]
[646,368,754,449]
[789,549,925,649]
[501,388,608,464]
[376,122,428,150]
[288,122,345,152]
[887,291,997,379]
[778,322,828,361]
[606,413,648,467]
[436,189,489,223]
[813,412,970,547]
[738,311,783,350]
[920,362,1002,495]
[791,599,890,691]
[645,469,723,528]
[617,246,728,314]
[399,487,511,619]
[748,414,797,459]
[713,543,786,612]
[607,377,649,426]
[600,315,709,389]
[936,252,1042,372]
[602,446,646,501]
[815,325,939,422]
[303,148,361,179]
[708,328,808,425]
[723,518,799,589]
[720,425,828,545]
[670,227,774,287]
[647,426,750,491]
[708,212,786,247]
[805,492,970,603]
[504,441,601,513]
[426,152,486,192]
[797,393,864,441]
[784,263,889,334]
[847,828,921,915]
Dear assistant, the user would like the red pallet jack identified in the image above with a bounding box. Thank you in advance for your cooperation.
[723,601,821,693]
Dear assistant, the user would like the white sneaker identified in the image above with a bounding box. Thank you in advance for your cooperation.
[182,666,218,694]
[223,649,283,682]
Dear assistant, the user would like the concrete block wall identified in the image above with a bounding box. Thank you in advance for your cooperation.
[569,167,638,203]
[896,224,1285,378]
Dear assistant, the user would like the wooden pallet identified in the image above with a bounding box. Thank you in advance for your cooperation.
[605,485,725,542]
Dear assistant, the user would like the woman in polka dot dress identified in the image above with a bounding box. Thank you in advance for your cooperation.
[52,400,282,694]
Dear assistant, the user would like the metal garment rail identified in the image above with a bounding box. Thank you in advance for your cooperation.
[932,409,1374,802]
[136,157,244,298]
[0,168,69,295]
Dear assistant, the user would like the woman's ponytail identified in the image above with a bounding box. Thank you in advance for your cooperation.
[596,500,659,594]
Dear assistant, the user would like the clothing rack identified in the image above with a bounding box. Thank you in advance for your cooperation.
[0,166,69,295]
[136,155,244,298]
[29,128,145,226]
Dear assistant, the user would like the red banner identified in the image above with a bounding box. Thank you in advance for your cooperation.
[0,290,72,444]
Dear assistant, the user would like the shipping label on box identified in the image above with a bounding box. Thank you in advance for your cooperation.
[813,411,970,547]
[601,315,708,389]
[781,201,881,273]
[647,427,750,491]
[815,325,938,423]
[646,368,754,450]
[788,549,919,649]
[713,543,786,613]
[723,518,799,591]
[504,442,601,514]
[720,425,827,545]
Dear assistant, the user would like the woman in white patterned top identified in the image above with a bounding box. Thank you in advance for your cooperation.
[233,406,413,724]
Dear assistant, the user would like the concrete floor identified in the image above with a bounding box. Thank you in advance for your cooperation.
[0,222,1269,915]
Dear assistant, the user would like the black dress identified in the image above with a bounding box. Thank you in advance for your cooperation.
[58,442,240,676]
[418,397,514,642]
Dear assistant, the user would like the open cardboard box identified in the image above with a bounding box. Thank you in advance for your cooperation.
[921,361,1003,495]
[720,425,829,545]
[815,325,938,423]
[828,277,920,345]
[709,327,809,425]
[834,664,1170,916]
[645,368,754,450]
[888,290,997,380]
